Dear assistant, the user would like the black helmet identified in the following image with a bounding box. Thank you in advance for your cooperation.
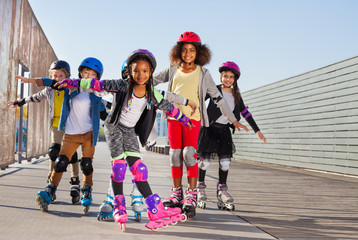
[50,60,71,76]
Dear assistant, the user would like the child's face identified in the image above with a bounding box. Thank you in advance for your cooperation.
[50,69,67,82]
[181,43,197,64]
[80,68,98,79]
[130,59,152,85]
[221,70,235,87]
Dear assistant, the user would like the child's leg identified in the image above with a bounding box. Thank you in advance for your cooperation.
[48,127,64,180]
[49,133,80,187]
[182,119,201,189]
[167,119,184,187]
[80,131,95,187]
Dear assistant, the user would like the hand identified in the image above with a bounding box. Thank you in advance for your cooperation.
[256,131,266,143]
[178,114,194,129]
[233,121,249,132]
[187,100,197,116]
[15,75,35,84]
[8,99,25,108]
[54,78,80,89]
[8,102,16,108]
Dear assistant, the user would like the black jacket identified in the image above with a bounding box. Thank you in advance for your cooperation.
[206,85,260,133]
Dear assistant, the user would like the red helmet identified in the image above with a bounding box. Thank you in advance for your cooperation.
[219,61,241,79]
[177,31,201,45]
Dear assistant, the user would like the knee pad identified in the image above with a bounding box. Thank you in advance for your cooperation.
[70,151,78,163]
[183,146,197,167]
[111,159,127,183]
[219,158,231,171]
[48,144,61,162]
[169,149,183,167]
[54,155,69,173]
[130,160,148,182]
[81,157,93,176]
[198,157,210,171]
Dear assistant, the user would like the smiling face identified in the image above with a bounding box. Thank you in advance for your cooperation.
[50,69,67,82]
[220,70,236,88]
[181,43,197,64]
[80,67,98,79]
[130,59,152,85]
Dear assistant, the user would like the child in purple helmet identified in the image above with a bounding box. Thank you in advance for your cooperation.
[58,49,194,232]
[196,61,266,211]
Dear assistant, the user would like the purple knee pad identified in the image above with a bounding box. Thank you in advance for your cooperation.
[129,160,148,182]
[111,159,127,183]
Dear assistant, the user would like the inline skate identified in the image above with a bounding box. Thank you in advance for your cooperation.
[70,177,81,204]
[182,188,198,218]
[217,183,235,211]
[113,194,127,232]
[145,193,187,231]
[81,185,92,214]
[197,181,207,209]
[130,182,144,222]
[163,186,183,208]
[36,182,56,212]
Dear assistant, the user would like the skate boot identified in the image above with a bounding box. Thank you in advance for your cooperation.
[97,195,114,221]
[113,194,127,232]
[145,193,187,231]
[36,182,56,212]
[197,181,207,209]
[130,182,144,222]
[217,183,235,211]
[182,188,198,218]
[47,173,56,202]
[81,185,92,214]
[162,186,183,208]
[70,177,81,204]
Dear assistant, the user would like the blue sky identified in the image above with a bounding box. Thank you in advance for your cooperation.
[28,0,358,92]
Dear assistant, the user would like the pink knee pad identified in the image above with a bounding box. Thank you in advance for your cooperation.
[111,159,127,183]
[129,160,148,182]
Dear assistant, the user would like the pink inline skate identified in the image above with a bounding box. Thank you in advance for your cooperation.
[113,194,127,232]
[145,193,187,231]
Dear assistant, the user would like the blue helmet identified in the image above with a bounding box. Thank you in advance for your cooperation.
[78,57,104,79]
[121,59,128,79]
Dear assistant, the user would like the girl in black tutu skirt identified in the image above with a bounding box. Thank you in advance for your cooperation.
[196,61,266,211]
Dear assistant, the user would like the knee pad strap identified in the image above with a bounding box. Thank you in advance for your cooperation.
[130,160,148,182]
[81,157,93,176]
[111,159,127,183]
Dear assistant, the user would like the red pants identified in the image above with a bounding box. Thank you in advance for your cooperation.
[167,119,200,178]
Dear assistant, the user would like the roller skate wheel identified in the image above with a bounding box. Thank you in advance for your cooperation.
[36,195,48,212]
[72,196,80,205]
[151,227,159,232]
[162,223,168,229]
[97,213,103,221]
[170,221,177,225]
[180,214,187,222]
[83,205,90,214]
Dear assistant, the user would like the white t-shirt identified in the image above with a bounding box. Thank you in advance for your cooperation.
[65,92,93,134]
[119,94,147,128]
[215,90,235,125]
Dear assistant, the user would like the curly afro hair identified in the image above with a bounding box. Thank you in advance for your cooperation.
[169,42,211,66]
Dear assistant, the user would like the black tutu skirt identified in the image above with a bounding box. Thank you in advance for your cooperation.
[197,123,235,159]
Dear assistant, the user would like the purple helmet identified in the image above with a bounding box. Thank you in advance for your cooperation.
[219,61,240,79]
[127,49,157,71]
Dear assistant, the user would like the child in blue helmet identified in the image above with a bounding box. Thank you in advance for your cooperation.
[10,60,80,204]
[16,57,107,214]
[58,49,194,232]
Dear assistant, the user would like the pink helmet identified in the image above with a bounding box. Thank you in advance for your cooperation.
[219,61,240,79]
[177,31,201,45]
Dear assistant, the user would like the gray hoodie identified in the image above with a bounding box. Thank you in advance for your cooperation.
[154,65,237,127]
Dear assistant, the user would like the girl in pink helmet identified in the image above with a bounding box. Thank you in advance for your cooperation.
[196,61,266,211]
[154,32,248,218]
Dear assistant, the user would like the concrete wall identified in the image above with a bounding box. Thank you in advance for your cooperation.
[0,0,57,169]
[233,56,358,176]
